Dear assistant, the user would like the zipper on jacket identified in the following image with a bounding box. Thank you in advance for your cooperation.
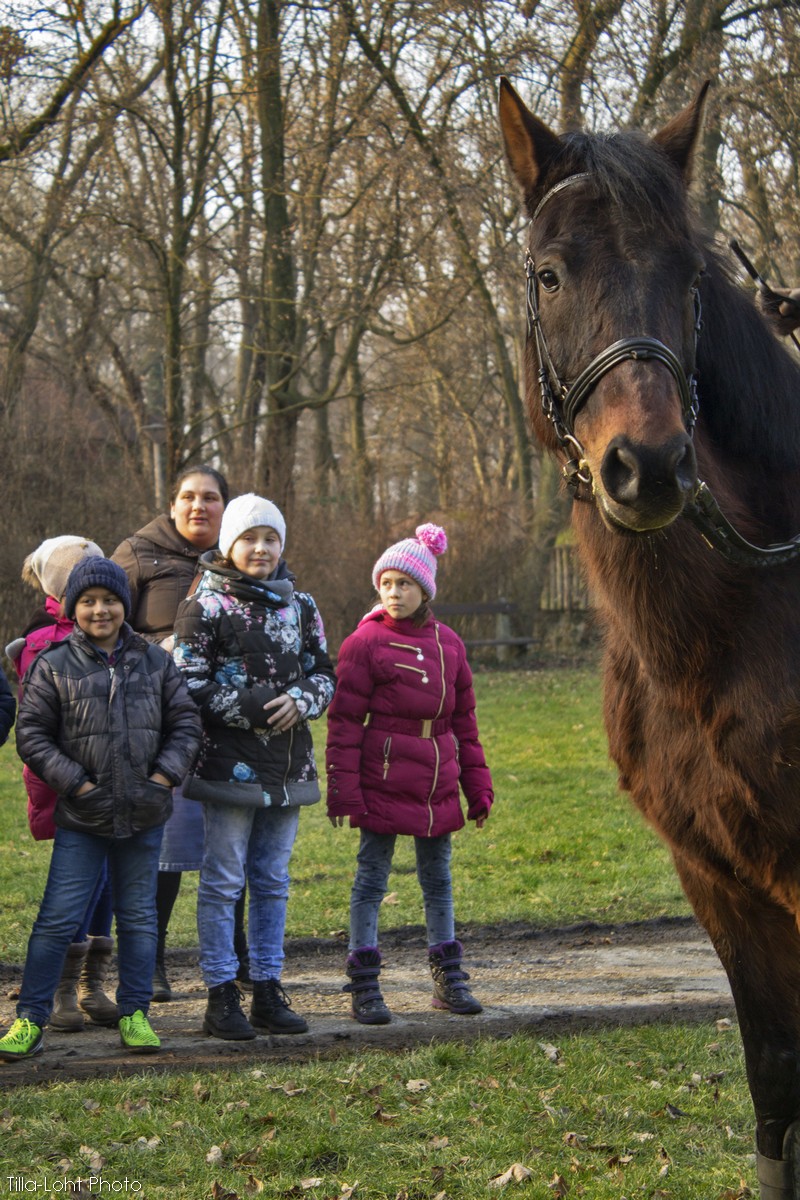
[426,739,440,836]
[432,624,446,719]
[283,727,295,803]
[389,641,425,662]
[382,736,392,779]
[394,663,429,684]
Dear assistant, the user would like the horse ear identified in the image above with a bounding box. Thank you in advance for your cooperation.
[499,76,562,200]
[652,81,712,182]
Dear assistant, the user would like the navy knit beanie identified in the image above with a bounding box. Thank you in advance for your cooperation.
[64,558,131,620]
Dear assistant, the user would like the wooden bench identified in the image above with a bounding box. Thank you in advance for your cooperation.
[433,600,537,663]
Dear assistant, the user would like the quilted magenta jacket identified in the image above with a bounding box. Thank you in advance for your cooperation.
[8,596,75,840]
[325,609,493,837]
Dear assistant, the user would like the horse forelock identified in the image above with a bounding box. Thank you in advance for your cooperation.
[534,128,692,242]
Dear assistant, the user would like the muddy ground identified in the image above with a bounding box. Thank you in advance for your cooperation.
[0,916,734,1087]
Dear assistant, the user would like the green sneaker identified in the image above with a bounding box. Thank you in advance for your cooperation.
[119,1010,160,1054]
[0,1018,43,1062]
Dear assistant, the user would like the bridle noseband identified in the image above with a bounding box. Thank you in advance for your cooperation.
[526,172,701,495]
[524,172,800,568]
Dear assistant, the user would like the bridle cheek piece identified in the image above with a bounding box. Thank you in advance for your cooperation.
[525,173,701,498]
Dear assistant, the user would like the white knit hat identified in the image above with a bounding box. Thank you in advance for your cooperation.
[219,493,287,559]
[22,536,105,601]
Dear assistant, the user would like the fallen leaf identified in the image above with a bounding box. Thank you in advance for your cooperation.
[211,1185,239,1200]
[406,1078,430,1092]
[488,1162,534,1188]
[665,1102,689,1118]
[372,1106,400,1124]
[244,1177,264,1194]
[716,1018,732,1031]
[429,1135,449,1149]
[300,1179,322,1189]
[382,892,400,905]
[268,1083,307,1096]
[194,1082,211,1103]
[206,1145,225,1165]
[563,1131,587,1147]
[82,1099,100,1112]
[539,1041,560,1063]
[79,1146,105,1171]
[548,1174,569,1196]
[234,1146,262,1166]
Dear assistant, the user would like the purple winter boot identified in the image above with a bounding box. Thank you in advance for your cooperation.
[344,947,391,1024]
[428,939,483,1014]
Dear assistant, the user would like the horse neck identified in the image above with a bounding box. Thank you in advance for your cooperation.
[697,259,800,500]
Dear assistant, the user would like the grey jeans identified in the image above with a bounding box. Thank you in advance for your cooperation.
[349,828,454,950]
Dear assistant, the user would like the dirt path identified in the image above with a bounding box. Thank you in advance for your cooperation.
[0,916,734,1087]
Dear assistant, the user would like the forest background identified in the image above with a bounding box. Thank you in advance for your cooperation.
[1,0,798,654]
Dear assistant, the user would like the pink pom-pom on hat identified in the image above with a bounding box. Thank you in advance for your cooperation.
[372,522,448,600]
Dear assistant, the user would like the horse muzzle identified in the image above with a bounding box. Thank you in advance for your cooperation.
[594,431,698,532]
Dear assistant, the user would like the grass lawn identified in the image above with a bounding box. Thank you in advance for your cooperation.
[0,666,752,1199]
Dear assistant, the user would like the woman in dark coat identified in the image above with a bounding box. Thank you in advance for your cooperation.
[112,464,239,1001]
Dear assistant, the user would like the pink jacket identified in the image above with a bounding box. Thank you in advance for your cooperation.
[10,597,75,840]
[326,609,493,837]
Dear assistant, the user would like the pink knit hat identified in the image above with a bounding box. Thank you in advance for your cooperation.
[372,523,448,600]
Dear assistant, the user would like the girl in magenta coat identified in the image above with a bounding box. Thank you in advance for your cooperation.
[326,523,493,1025]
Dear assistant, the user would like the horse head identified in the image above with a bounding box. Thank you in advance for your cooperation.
[499,79,711,534]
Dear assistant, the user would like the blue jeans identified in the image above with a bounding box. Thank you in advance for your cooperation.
[350,830,454,950]
[76,866,113,942]
[17,824,163,1026]
[197,803,300,987]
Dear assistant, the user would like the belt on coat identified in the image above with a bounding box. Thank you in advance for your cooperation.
[363,713,451,739]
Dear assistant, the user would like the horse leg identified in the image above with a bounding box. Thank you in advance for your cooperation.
[673,850,800,1198]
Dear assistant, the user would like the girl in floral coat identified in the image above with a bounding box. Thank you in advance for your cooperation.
[173,495,335,1041]
[326,523,493,1024]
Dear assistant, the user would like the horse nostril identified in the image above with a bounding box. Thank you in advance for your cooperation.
[601,440,641,504]
[672,439,697,492]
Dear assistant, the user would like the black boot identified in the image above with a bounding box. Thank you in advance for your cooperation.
[203,981,257,1040]
[234,889,251,989]
[250,979,308,1034]
[428,940,483,1014]
[344,947,391,1025]
[151,938,172,1003]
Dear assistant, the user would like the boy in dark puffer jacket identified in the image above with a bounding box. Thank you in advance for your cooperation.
[2,558,201,1062]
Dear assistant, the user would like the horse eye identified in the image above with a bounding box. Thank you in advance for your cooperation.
[537,268,560,292]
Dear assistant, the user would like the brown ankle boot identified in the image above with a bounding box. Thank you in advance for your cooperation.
[77,936,119,1026]
[50,942,89,1031]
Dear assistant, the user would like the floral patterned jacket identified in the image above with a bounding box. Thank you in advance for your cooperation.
[172,555,335,807]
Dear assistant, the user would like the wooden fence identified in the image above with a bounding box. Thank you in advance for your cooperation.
[539,545,590,611]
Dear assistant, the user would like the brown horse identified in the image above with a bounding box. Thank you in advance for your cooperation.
[499,79,800,1198]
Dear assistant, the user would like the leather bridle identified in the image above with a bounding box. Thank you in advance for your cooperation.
[524,173,800,568]
[525,172,701,496]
